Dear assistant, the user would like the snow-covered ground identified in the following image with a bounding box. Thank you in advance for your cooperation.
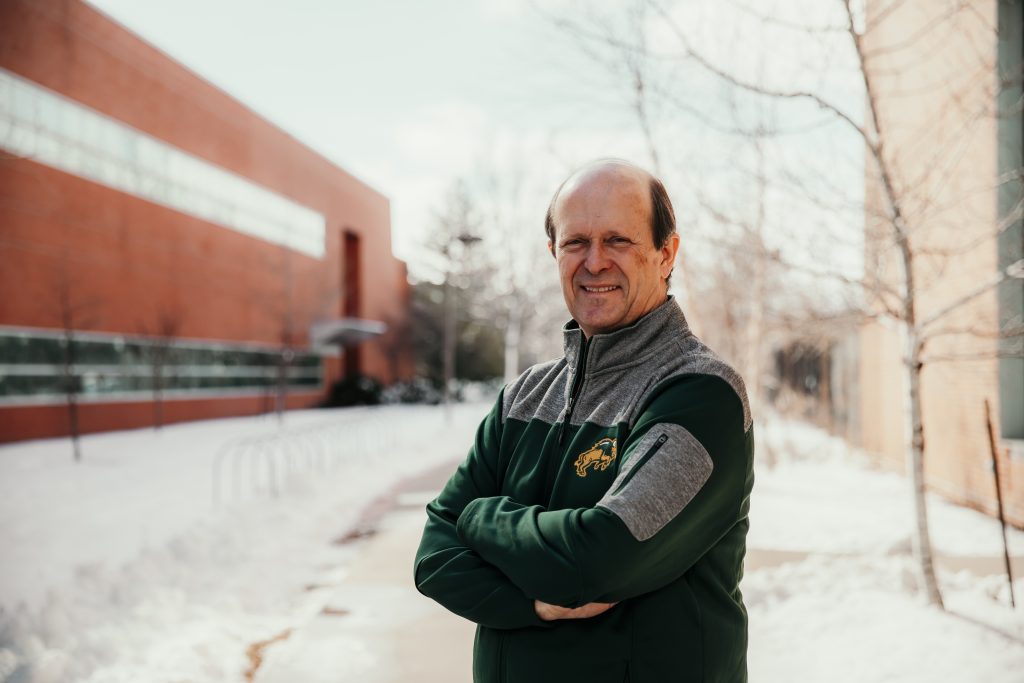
[0,404,489,683]
[752,418,1024,558]
[1,405,1022,682]
[748,417,1024,682]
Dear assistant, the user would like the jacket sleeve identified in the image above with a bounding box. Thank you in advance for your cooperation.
[413,391,547,629]
[455,375,751,607]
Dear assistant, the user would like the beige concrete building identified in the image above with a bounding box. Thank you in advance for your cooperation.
[859,0,1023,525]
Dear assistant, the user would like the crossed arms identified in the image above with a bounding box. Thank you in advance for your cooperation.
[413,375,748,628]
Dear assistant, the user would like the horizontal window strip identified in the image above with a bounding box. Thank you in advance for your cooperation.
[0,324,319,350]
[0,373,320,388]
[0,329,322,366]
[0,385,324,407]
[0,364,322,378]
[0,68,325,258]
[0,328,323,402]
[0,374,320,400]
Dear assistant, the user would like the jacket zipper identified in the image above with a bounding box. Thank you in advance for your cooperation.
[558,337,590,446]
[609,433,668,495]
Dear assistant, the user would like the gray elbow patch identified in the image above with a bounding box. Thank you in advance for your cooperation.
[596,423,713,542]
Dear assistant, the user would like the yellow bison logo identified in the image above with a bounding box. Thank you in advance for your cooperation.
[574,438,618,477]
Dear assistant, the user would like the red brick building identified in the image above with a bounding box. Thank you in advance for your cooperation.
[0,0,411,442]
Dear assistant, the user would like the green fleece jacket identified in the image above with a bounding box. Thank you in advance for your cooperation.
[414,298,754,683]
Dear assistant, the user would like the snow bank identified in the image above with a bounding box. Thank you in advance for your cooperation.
[748,415,1024,682]
[752,414,1024,558]
[0,403,488,683]
[748,554,1024,682]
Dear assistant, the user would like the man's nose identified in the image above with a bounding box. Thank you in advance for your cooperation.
[583,243,612,273]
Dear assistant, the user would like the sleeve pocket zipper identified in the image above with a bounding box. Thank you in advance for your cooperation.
[609,433,668,496]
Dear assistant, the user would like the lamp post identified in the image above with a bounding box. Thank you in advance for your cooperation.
[443,232,482,421]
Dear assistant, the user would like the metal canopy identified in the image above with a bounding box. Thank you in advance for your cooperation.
[310,318,387,351]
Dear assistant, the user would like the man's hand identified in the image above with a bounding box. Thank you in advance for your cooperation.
[534,600,618,622]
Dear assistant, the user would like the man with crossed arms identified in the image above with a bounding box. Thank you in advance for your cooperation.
[415,159,754,682]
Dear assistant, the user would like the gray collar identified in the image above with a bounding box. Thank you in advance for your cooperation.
[562,296,692,375]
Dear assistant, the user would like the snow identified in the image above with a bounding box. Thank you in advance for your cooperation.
[0,404,489,683]
[752,417,1024,558]
[749,416,1024,682]
[1,405,1022,682]
[747,555,1024,682]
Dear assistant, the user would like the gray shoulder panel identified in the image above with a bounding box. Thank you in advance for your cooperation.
[670,336,753,432]
[598,335,753,432]
[596,423,713,542]
[502,359,567,424]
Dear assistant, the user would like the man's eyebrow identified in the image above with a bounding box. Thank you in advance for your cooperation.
[559,229,639,245]
[558,233,589,243]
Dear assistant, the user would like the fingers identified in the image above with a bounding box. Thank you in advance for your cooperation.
[534,600,561,621]
[534,600,618,621]
[570,601,616,619]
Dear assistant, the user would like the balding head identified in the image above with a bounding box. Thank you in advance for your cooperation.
[544,159,676,250]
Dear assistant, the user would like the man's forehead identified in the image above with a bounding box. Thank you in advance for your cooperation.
[558,161,650,199]
[553,162,652,225]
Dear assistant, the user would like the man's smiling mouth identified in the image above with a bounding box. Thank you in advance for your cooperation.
[581,285,619,293]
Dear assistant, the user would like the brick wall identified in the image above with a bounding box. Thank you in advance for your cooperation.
[0,0,411,440]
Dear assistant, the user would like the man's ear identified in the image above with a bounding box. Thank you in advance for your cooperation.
[548,241,556,258]
[661,233,680,279]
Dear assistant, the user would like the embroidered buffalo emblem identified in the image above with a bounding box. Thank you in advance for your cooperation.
[574,438,618,477]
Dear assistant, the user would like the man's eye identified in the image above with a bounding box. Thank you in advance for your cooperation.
[609,237,631,245]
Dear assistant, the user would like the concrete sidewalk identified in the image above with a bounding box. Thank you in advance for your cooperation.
[253,462,475,683]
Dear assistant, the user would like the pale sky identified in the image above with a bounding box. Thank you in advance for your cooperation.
[86,0,648,268]
[85,0,864,290]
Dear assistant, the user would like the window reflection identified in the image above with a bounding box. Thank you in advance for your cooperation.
[0,68,325,258]
[0,329,322,402]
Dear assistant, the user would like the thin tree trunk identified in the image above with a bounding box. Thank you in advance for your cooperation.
[504,302,522,385]
[903,323,944,607]
[59,273,82,462]
[442,271,455,423]
[67,389,81,462]
[848,0,945,607]
[745,137,768,423]
[153,367,164,430]
[275,349,291,423]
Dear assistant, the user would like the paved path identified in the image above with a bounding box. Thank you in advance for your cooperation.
[253,462,475,683]
[253,461,1024,683]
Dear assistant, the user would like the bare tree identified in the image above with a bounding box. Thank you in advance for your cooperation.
[274,244,296,420]
[432,181,487,407]
[546,0,1024,608]
[138,307,184,430]
[475,157,566,383]
[407,177,549,395]
[54,250,96,462]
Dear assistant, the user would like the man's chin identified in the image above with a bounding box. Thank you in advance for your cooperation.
[576,312,626,337]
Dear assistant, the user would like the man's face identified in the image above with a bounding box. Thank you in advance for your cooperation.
[548,166,679,338]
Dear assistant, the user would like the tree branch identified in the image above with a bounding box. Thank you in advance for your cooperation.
[918,258,1024,333]
[646,0,871,141]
